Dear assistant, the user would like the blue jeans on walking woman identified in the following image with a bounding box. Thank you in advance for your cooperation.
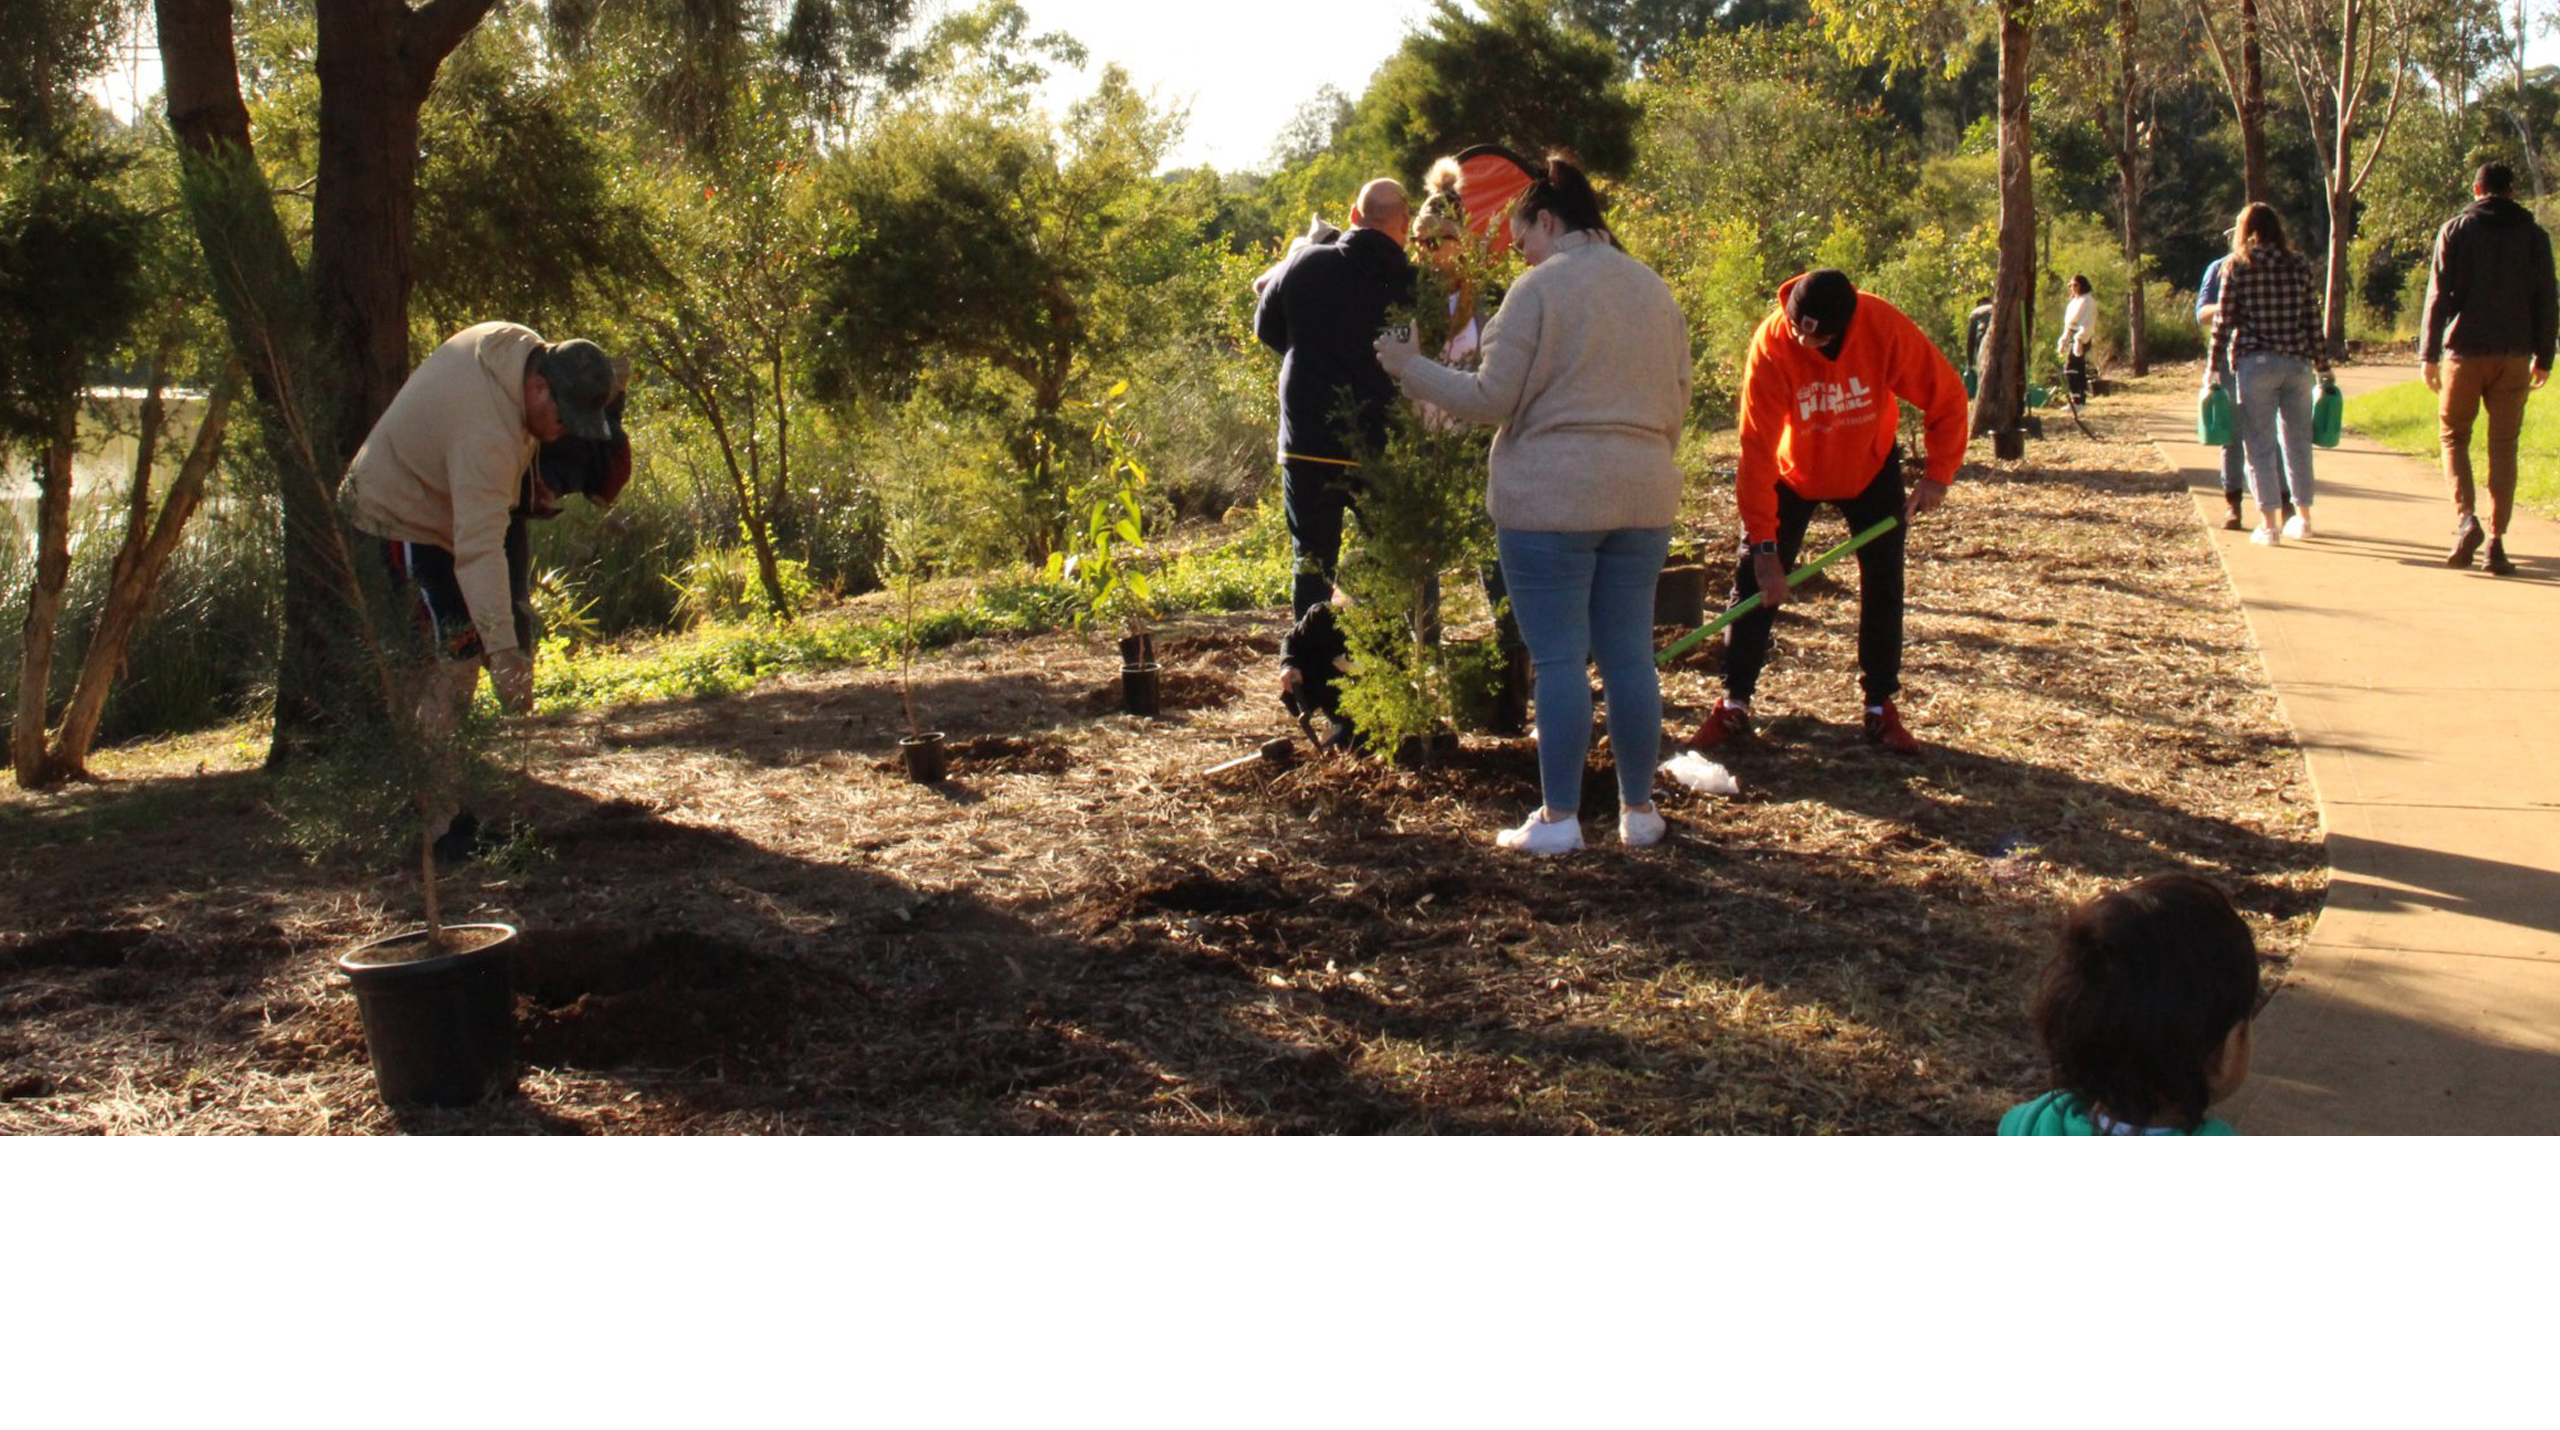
[2233,351,2317,513]
[1496,525,1670,816]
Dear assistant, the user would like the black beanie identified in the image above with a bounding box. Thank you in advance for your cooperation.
[1785,269,1859,344]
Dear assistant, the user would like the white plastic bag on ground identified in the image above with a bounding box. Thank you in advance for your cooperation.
[1660,751,1740,797]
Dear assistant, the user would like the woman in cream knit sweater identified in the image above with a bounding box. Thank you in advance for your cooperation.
[1375,155,1691,855]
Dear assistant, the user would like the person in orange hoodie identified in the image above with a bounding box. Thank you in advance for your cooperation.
[1688,269,1968,756]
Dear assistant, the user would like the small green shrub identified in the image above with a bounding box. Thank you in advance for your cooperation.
[669,543,814,626]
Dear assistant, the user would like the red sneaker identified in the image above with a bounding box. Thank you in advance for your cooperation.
[1687,698,1752,750]
[1864,700,1921,756]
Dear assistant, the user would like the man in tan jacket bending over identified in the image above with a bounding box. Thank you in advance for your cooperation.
[343,322,630,855]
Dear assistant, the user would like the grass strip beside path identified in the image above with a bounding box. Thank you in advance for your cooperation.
[2348,378,2560,519]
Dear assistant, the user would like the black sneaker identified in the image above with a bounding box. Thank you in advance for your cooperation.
[2487,538,2517,576]
[2223,493,2245,532]
[2449,514,2485,568]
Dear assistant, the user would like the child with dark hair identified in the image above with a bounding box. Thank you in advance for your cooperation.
[2001,874,2262,1135]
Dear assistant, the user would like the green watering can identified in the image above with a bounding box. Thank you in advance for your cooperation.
[2199,382,2235,446]
[2312,376,2343,448]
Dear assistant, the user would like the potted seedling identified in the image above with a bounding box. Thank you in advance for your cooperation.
[1048,381,1159,716]
[322,543,520,1108]
[881,456,947,783]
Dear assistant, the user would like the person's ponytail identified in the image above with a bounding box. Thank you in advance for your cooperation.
[1517,151,1607,236]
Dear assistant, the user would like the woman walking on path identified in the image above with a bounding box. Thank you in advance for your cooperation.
[2209,204,2334,546]
[1374,155,1691,855]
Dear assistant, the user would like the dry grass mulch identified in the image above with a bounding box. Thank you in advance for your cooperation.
[0,376,2325,1134]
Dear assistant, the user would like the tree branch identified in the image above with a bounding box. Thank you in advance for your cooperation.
[403,0,503,82]
[2189,0,2247,126]
[2348,36,2415,195]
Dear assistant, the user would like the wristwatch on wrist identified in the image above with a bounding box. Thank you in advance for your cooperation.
[1753,540,1779,556]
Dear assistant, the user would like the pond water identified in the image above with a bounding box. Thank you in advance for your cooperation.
[0,389,213,509]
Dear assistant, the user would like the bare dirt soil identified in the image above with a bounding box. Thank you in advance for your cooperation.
[0,384,2325,1133]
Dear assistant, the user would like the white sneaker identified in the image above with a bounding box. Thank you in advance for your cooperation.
[1620,806,1667,847]
[2283,512,2311,540]
[1496,809,1584,855]
[2250,524,2280,546]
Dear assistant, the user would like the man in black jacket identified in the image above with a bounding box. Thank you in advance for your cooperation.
[1254,178,1415,620]
[2421,161,2558,575]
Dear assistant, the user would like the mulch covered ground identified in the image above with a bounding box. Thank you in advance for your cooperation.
[0,377,2326,1133]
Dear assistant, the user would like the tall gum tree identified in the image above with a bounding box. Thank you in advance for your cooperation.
[2262,0,2424,360]
[2192,0,2277,203]
[154,0,499,765]
[1816,0,2071,439]
[153,0,913,763]
[2053,0,2184,376]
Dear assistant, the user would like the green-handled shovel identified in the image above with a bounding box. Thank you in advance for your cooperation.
[1657,516,1902,666]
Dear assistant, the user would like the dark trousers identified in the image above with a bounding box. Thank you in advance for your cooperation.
[2065,351,2090,403]
[1284,458,1358,621]
[1723,451,1910,705]
[375,511,534,663]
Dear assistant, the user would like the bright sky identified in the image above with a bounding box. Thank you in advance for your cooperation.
[81,3,2560,175]
[1018,0,1441,170]
[82,2,1442,173]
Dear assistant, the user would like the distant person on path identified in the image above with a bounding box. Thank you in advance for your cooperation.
[1966,293,1995,379]
[2209,203,2332,546]
[2000,874,2259,1136]
[1686,268,1968,759]
[1374,155,1689,855]
[343,322,630,855]
[2419,160,2557,576]
[1254,177,1416,625]
[2196,248,2290,530]
[2058,273,2095,404]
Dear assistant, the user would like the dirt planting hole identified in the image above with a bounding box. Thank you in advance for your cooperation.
[1,928,154,973]
[947,735,1074,774]
[511,926,814,1072]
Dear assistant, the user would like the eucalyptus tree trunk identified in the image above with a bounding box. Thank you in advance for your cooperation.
[2241,0,2271,203]
[11,409,79,789]
[155,0,497,766]
[41,369,241,784]
[1975,1,2039,440]
[2116,0,2151,375]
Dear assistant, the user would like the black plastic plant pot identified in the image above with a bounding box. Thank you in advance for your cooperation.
[901,731,948,784]
[337,923,518,1108]
[1994,426,2027,461]
[1654,564,1707,628]
[1121,663,1161,717]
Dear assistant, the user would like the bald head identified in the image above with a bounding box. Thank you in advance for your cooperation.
[1351,178,1409,241]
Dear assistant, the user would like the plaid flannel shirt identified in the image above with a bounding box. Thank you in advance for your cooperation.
[2209,246,2327,371]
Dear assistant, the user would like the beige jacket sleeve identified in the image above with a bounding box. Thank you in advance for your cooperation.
[447,429,531,656]
[1392,279,1544,427]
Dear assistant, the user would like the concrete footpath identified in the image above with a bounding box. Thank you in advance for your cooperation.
[2145,363,2560,1133]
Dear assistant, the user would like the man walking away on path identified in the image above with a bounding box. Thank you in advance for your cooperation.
[1254,178,1417,624]
[343,322,631,858]
[2196,251,2289,530]
[1688,269,1969,757]
[2421,161,2557,576]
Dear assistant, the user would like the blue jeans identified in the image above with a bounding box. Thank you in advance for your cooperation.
[2233,352,2317,512]
[1496,525,1670,815]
